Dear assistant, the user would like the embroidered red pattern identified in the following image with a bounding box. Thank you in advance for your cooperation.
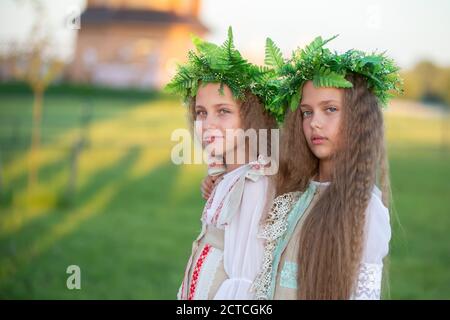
[188,244,212,300]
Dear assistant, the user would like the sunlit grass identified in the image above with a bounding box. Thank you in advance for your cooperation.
[0,95,448,299]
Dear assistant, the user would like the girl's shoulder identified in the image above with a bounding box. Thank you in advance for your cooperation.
[245,155,278,182]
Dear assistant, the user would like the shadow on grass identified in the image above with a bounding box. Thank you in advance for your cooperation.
[0,156,206,299]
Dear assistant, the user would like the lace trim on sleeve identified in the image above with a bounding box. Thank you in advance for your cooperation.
[351,263,383,300]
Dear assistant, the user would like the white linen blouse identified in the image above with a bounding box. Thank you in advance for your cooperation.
[204,161,270,299]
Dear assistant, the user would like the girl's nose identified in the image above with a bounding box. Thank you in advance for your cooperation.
[204,115,218,130]
[310,114,322,129]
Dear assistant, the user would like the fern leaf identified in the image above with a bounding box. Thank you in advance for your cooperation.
[265,38,284,69]
[304,36,324,54]
[313,68,352,88]
[289,91,301,111]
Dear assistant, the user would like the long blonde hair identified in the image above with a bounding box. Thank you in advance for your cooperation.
[278,74,390,299]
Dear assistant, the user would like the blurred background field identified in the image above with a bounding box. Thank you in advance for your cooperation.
[0,0,449,299]
[0,91,449,299]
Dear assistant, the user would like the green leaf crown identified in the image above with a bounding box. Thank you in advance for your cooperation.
[165,27,282,121]
[264,35,404,121]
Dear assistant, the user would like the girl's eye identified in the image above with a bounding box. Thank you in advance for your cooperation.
[196,110,207,117]
[219,108,230,115]
[302,110,312,118]
[326,106,337,113]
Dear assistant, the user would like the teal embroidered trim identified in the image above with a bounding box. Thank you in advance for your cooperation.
[267,183,317,299]
[280,261,298,289]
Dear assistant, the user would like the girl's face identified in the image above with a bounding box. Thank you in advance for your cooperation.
[194,83,242,157]
[299,80,344,161]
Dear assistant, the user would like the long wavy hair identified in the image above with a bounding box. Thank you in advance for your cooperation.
[278,74,391,299]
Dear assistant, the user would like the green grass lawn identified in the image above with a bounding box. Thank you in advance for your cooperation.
[0,94,449,299]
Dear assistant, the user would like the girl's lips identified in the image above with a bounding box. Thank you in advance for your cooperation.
[203,136,214,144]
[311,136,327,145]
[203,136,223,144]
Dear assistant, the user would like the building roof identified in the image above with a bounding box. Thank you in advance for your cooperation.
[81,6,207,30]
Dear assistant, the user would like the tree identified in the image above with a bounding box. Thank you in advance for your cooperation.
[9,0,65,191]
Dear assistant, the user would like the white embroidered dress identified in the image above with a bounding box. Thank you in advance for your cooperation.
[177,159,271,300]
[252,180,391,300]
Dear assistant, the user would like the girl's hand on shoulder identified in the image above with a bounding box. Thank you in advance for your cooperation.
[201,174,223,200]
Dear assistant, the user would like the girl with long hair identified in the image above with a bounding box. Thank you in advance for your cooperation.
[251,36,402,300]
[166,28,279,300]
[200,36,402,300]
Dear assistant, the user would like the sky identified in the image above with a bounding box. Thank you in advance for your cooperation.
[1,0,450,69]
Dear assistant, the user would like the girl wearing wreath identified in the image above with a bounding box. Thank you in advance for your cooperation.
[166,27,280,300]
[202,36,402,300]
[252,36,402,300]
